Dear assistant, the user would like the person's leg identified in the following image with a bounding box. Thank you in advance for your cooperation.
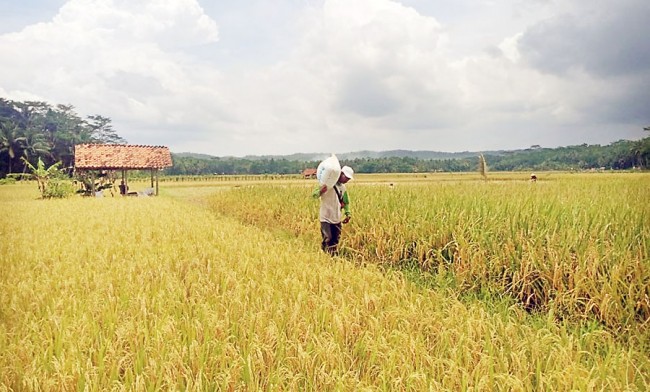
[329,223,342,255]
[320,222,342,255]
[321,222,332,252]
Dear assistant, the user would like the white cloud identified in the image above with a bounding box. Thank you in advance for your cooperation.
[0,0,646,156]
[278,0,468,150]
[0,0,227,145]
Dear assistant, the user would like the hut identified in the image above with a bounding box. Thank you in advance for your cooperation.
[301,168,317,179]
[74,144,172,196]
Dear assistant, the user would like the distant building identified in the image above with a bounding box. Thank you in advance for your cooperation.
[302,168,317,179]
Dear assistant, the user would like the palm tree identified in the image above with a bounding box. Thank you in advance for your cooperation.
[0,120,26,174]
[20,126,52,173]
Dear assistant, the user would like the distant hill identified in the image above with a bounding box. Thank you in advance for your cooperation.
[167,139,649,175]
[173,149,518,161]
[173,152,222,160]
[336,150,513,160]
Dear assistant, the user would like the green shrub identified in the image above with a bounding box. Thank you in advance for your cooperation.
[42,179,75,199]
[0,177,17,185]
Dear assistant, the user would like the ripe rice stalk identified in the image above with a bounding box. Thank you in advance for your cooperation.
[4,175,647,389]
[200,173,649,340]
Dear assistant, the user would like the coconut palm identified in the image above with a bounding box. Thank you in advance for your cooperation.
[20,126,52,173]
[0,120,26,175]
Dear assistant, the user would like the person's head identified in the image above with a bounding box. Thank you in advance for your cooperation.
[339,166,354,183]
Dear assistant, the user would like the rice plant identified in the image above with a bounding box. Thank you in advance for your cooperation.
[204,173,650,344]
[1,176,648,390]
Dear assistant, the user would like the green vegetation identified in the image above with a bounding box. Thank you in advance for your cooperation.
[0,98,125,177]
[167,138,650,176]
[20,157,74,199]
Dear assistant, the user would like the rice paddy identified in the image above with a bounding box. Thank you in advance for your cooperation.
[1,172,648,390]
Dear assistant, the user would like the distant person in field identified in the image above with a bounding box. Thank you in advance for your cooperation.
[312,166,354,255]
[119,180,128,195]
[530,173,537,182]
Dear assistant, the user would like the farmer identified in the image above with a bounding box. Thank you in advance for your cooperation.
[313,166,354,255]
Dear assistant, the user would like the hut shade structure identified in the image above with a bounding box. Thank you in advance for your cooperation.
[74,144,172,196]
[301,168,317,179]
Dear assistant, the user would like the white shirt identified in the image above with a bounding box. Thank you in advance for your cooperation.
[319,183,346,224]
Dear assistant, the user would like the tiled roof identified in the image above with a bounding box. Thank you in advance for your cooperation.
[74,144,173,170]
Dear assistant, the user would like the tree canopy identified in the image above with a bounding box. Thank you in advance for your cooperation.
[0,98,126,177]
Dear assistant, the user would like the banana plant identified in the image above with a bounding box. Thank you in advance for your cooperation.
[21,157,62,197]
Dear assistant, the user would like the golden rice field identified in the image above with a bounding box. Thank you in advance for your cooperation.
[206,172,650,341]
[1,172,648,391]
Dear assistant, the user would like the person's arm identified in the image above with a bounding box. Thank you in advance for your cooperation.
[341,190,351,222]
[312,184,327,199]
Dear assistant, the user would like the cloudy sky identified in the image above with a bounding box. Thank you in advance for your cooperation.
[1,0,648,156]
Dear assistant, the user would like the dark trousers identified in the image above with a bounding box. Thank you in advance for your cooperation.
[320,222,342,255]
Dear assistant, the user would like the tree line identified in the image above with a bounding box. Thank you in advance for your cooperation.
[0,98,125,177]
[1,97,648,178]
[169,137,649,175]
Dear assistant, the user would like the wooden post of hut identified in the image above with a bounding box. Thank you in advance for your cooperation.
[154,169,159,196]
[90,171,96,195]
